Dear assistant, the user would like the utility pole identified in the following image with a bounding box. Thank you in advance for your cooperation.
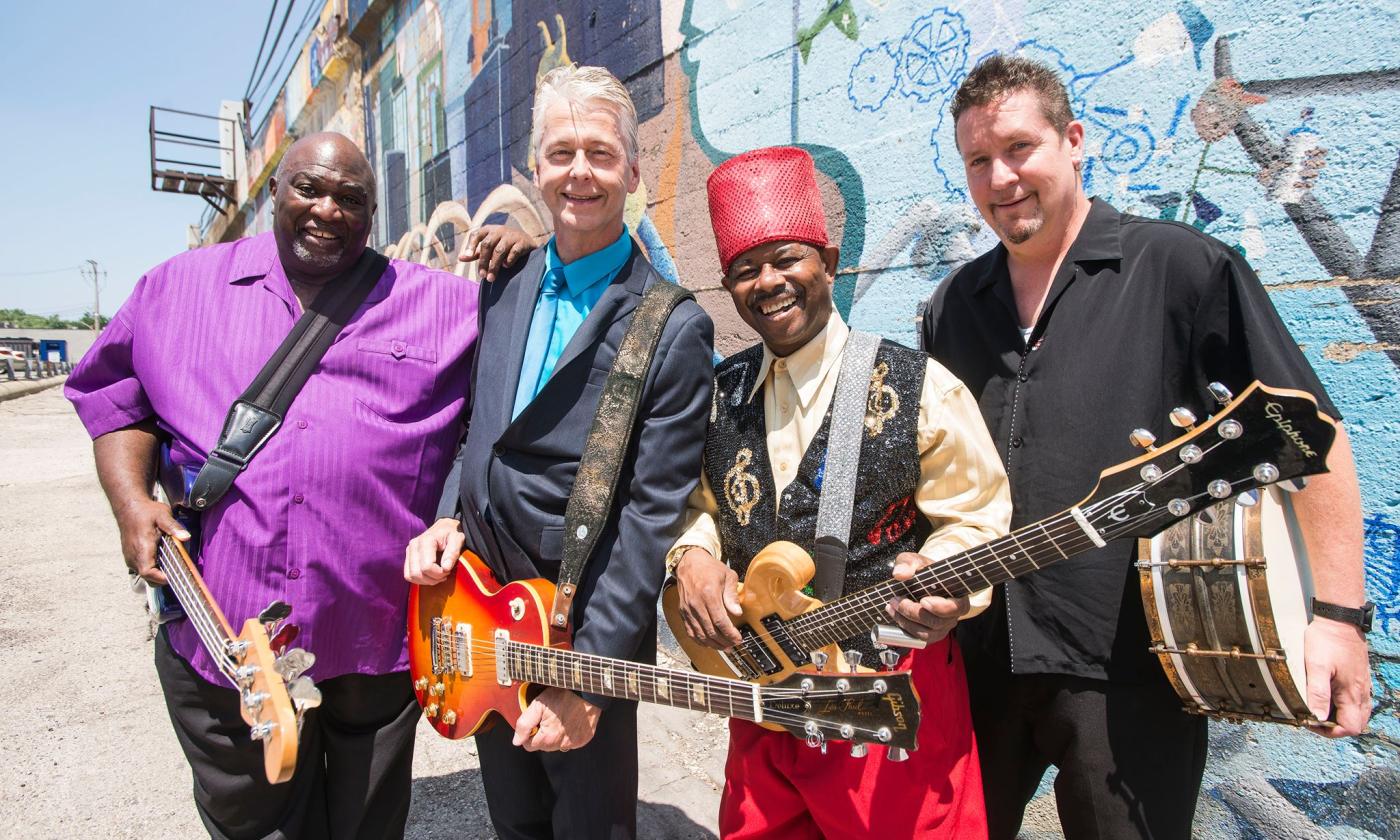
[82,259,103,335]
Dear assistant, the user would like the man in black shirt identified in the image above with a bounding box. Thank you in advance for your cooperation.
[920,55,1373,839]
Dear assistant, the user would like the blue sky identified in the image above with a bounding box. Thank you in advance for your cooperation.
[0,2,273,318]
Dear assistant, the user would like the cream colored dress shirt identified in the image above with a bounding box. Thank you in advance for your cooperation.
[671,312,1011,616]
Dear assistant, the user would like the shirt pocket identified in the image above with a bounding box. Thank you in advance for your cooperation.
[351,338,440,423]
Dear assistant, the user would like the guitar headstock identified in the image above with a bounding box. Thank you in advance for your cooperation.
[231,618,312,784]
[760,669,920,752]
[1081,382,1336,543]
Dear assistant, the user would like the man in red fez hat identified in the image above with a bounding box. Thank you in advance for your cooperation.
[666,145,1013,838]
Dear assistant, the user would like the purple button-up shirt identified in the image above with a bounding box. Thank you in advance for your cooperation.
[67,233,478,684]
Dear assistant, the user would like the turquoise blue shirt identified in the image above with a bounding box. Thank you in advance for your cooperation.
[512,227,633,418]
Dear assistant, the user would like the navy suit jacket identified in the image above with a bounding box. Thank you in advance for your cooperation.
[439,241,713,705]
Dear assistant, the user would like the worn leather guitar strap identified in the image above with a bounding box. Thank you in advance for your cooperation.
[549,282,695,632]
[810,330,882,602]
[188,249,389,510]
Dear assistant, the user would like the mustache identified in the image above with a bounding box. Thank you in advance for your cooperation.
[748,285,800,307]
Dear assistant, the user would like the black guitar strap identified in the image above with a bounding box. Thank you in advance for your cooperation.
[188,248,390,511]
[548,281,695,633]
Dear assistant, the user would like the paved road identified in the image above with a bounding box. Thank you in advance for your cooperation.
[0,388,725,839]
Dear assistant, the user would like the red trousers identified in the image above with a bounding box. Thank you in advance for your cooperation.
[718,638,987,839]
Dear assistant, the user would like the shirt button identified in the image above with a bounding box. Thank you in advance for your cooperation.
[391,341,407,359]
[780,402,790,413]
[492,444,505,457]
[1018,373,1028,383]
[288,568,301,580]
[1011,437,1024,448]
[296,420,308,429]
[779,461,789,471]
[293,493,305,504]
[774,359,787,371]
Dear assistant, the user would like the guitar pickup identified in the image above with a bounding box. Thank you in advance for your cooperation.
[733,623,782,677]
[454,623,472,677]
[760,615,810,668]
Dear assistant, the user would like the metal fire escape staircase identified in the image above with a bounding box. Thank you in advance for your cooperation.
[148,106,240,213]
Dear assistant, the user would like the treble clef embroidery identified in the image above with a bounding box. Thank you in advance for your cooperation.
[864,361,899,438]
[724,448,762,526]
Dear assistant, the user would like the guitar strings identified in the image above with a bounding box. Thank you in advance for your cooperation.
[735,436,1240,658]
[155,536,240,684]
[428,639,907,738]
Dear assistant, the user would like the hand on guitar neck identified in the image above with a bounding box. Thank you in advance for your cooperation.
[885,551,972,646]
[512,687,602,752]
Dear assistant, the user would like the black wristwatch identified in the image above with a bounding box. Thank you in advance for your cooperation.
[1311,598,1375,633]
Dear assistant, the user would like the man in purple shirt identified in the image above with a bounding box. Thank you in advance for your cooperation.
[67,133,491,838]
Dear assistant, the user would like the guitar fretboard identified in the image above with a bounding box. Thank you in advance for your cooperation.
[784,508,1105,651]
[500,640,762,721]
[155,534,240,683]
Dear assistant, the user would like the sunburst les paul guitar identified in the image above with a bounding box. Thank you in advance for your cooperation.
[151,447,323,784]
[409,552,921,756]
[662,381,1337,685]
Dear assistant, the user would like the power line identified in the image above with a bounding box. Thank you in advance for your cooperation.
[249,0,322,133]
[243,0,284,101]
[0,265,84,277]
[246,0,300,103]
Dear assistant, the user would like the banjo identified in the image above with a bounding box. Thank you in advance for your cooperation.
[1139,485,1320,726]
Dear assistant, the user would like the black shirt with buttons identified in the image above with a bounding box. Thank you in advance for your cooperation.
[920,198,1338,682]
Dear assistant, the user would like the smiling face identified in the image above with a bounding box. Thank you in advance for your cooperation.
[269,134,376,283]
[533,98,641,262]
[722,240,838,357]
[955,89,1085,252]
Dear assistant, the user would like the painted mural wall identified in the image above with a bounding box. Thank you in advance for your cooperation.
[222,1,1400,835]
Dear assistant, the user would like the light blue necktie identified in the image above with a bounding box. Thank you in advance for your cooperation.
[512,268,567,419]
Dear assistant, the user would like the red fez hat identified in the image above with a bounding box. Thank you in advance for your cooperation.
[707,146,829,273]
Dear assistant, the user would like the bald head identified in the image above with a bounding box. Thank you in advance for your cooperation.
[270,132,378,284]
[276,132,377,195]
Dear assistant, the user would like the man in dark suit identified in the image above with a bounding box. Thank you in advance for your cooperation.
[404,64,713,840]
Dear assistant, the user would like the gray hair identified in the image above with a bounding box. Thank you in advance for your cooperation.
[531,64,639,165]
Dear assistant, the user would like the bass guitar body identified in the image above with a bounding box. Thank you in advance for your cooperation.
[661,541,848,685]
[407,553,558,740]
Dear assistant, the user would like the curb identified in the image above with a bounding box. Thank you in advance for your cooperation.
[0,376,67,403]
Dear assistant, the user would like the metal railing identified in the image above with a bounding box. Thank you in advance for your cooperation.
[149,106,239,214]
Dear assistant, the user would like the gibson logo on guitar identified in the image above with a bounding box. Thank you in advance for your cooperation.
[1264,401,1319,458]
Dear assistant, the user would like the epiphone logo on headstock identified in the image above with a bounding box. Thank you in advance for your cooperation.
[1264,401,1318,458]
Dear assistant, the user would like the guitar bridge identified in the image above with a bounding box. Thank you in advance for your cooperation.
[430,618,473,677]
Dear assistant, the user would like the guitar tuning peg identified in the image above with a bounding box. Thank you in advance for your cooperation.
[1253,463,1280,485]
[810,651,829,672]
[286,677,322,712]
[850,742,868,758]
[275,648,315,681]
[1129,429,1157,450]
[1169,407,1198,430]
[844,650,863,672]
[803,721,826,751]
[257,600,293,625]
[1279,477,1308,493]
[1208,382,1233,405]
[1195,508,1216,525]
[879,649,901,670]
[887,747,909,763]
[1235,489,1260,507]
[268,623,300,654]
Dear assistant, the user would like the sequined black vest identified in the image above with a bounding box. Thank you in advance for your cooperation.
[703,339,930,656]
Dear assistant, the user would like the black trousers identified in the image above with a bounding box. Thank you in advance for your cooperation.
[154,628,420,840]
[966,661,1208,840]
[475,700,639,840]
